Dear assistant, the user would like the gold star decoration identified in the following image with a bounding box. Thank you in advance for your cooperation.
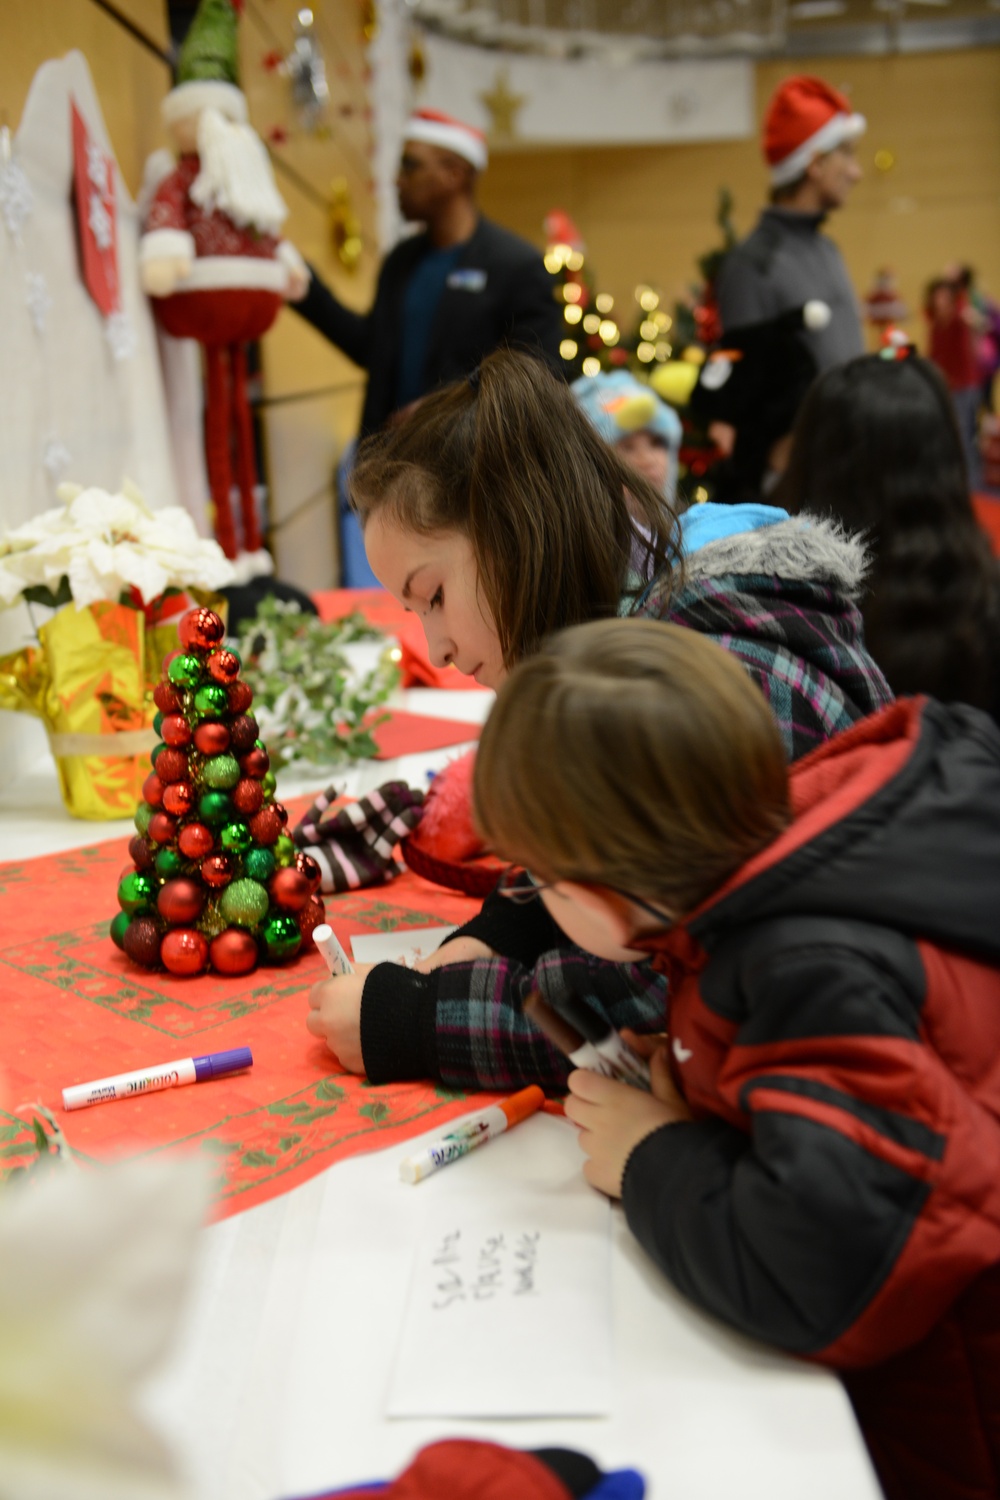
[478,67,526,142]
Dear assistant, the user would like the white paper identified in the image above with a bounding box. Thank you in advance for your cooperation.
[350,926,457,968]
[387,1191,612,1418]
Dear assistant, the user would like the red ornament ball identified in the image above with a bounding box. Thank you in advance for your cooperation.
[248,806,282,845]
[227,679,253,714]
[294,851,323,895]
[153,747,189,784]
[298,894,327,944]
[157,877,205,925]
[269,866,312,913]
[209,928,259,976]
[161,928,209,976]
[178,606,226,653]
[123,915,163,968]
[162,781,195,817]
[240,746,269,779]
[231,776,264,816]
[148,811,178,845]
[128,835,155,871]
[273,801,288,826]
[153,680,183,713]
[161,713,193,747]
[193,721,230,755]
[142,772,164,808]
[207,649,240,683]
[228,714,259,754]
[201,852,234,888]
[178,821,214,859]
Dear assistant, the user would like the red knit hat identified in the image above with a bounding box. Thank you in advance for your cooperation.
[405,109,489,172]
[763,75,865,188]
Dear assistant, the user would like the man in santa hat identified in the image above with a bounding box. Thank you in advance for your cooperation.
[290,109,564,438]
[718,75,866,373]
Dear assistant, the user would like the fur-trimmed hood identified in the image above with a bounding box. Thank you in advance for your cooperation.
[679,513,870,599]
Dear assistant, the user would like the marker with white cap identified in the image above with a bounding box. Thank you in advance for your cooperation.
[312,923,354,976]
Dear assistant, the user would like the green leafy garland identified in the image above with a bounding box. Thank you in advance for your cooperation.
[233,598,399,770]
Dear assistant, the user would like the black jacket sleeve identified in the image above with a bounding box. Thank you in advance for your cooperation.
[290,263,373,369]
[440,885,563,966]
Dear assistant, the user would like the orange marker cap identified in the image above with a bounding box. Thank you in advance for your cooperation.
[499,1084,545,1129]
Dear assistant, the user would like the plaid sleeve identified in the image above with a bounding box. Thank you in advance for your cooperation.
[360,948,668,1092]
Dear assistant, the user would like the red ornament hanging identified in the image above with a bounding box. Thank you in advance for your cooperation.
[123,915,163,968]
[231,776,264,816]
[298,894,327,944]
[148,811,178,845]
[142,772,164,807]
[294,851,322,895]
[154,747,189,784]
[161,713,193,747]
[227,680,253,714]
[153,680,183,713]
[240,746,269,779]
[228,714,259,753]
[207,649,241,683]
[129,835,155,871]
[248,805,282,845]
[201,852,234,888]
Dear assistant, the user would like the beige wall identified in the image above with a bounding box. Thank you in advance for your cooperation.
[479,47,1000,347]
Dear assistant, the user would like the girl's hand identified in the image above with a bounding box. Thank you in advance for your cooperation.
[565,1054,692,1200]
[413,936,495,973]
[306,966,373,1072]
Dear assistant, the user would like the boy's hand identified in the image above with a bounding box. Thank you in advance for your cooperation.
[565,1048,692,1200]
[306,965,373,1072]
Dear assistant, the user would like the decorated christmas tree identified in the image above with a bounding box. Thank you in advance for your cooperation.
[111,604,325,977]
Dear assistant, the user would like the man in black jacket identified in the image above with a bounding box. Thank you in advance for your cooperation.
[291,109,563,437]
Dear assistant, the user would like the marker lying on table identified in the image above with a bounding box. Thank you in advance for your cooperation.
[312,923,355,976]
[62,1047,253,1112]
[523,989,651,1091]
[399,1084,545,1184]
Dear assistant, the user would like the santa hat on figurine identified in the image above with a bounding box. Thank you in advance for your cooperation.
[403,109,489,172]
[763,76,866,188]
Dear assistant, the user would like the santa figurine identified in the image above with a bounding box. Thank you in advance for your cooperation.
[140,0,307,569]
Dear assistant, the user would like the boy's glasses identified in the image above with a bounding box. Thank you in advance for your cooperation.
[496,865,675,932]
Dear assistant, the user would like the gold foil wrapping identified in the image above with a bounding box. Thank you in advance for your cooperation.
[0,597,219,821]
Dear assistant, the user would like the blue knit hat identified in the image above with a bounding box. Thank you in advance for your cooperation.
[572,371,682,494]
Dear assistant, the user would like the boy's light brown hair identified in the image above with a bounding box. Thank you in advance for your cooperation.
[474,618,792,917]
[349,349,680,672]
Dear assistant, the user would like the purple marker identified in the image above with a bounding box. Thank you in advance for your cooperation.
[61,1048,253,1111]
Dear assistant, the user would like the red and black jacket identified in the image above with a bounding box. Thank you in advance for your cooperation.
[623,697,1000,1371]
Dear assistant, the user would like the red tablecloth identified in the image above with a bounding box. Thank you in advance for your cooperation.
[0,802,484,1223]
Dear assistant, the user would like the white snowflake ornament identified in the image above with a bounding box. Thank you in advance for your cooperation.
[105,309,136,362]
[25,271,51,334]
[0,127,33,243]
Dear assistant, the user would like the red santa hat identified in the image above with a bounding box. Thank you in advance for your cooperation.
[764,75,865,188]
[404,109,489,173]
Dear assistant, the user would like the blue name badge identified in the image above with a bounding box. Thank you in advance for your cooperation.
[447,268,487,292]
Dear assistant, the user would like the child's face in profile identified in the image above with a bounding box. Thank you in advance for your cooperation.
[616,431,669,496]
[364,515,506,689]
[537,883,660,964]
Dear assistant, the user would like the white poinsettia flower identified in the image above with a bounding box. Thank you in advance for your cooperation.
[0,1152,210,1499]
[0,482,235,610]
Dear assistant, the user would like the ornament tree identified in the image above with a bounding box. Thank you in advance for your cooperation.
[111,605,325,977]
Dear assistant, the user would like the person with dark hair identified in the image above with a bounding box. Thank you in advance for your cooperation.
[777,348,1000,722]
[305,349,893,1095]
[718,76,865,372]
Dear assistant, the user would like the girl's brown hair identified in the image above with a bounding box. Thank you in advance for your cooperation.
[349,349,680,669]
[474,618,792,916]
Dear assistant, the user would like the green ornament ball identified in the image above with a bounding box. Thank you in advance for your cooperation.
[199,903,228,939]
[134,801,153,836]
[274,833,296,867]
[167,653,203,689]
[202,753,240,790]
[150,741,168,766]
[118,869,156,915]
[261,770,277,796]
[152,710,165,737]
[155,846,187,878]
[243,846,276,882]
[194,683,228,718]
[199,790,233,826]
[218,878,269,928]
[110,910,131,950]
[220,820,252,854]
[263,913,302,962]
